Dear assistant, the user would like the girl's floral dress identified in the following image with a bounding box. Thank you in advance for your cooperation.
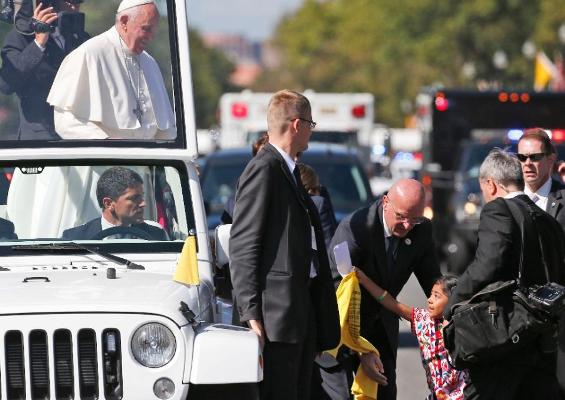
[411,307,468,400]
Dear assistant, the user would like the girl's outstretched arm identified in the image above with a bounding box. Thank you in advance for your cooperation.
[354,267,413,322]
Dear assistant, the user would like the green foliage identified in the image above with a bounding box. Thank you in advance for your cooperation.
[189,29,238,129]
[260,0,565,127]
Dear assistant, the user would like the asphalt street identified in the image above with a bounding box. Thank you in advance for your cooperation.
[395,274,430,399]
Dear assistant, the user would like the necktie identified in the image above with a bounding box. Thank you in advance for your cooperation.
[386,236,398,274]
[293,166,303,189]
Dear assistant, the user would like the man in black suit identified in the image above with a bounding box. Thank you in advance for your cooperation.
[517,128,565,396]
[62,167,167,241]
[320,178,441,400]
[445,148,565,399]
[229,90,340,400]
[0,0,89,140]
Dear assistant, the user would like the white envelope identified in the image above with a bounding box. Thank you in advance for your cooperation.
[333,241,353,277]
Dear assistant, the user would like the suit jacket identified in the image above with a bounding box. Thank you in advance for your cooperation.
[229,143,340,350]
[546,179,565,394]
[61,218,168,241]
[0,28,89,140]
[446,195,565,316]
[0,218,16,240]
[329,199,441,354]
[547,179,565,229]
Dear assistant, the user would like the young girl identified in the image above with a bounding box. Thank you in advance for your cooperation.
[354,268,467,400]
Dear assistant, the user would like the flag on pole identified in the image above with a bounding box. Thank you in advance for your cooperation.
[534,51,558,91]
[174,235,199,285]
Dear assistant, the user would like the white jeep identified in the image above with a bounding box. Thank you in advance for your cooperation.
[0,0,262,398]
[0,148,261,400]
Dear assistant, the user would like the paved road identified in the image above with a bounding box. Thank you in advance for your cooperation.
[395,274,430,400]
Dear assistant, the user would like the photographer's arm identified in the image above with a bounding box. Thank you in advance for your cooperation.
[354,267,413,322]
[2,4,57,74]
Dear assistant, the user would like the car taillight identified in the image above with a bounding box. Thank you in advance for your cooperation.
[231,102,248,118]
[351,105,366,118]
[435,96,449,112]
[552,129,565,142]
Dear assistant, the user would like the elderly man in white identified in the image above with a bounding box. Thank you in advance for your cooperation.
[47,0,176,139]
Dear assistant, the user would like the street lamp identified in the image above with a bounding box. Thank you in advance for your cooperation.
[493,50,509,70]
[558,23,565,45]
[522,40,536,60]
[462,62,476,80]
[492,50,508,88]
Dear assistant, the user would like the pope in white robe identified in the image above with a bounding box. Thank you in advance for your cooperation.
[47,0,176,140]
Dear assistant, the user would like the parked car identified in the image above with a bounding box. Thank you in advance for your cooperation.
[200,143,375,232]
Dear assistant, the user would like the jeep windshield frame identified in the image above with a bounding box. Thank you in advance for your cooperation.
[0,158,196,256]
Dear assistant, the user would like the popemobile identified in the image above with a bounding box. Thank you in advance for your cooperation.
[0,0,262,399]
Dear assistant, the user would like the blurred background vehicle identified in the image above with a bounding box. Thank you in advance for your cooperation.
[199,143,374,233]
[417,89,565,273]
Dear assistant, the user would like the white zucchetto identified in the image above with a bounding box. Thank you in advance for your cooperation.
[117,0,156,13]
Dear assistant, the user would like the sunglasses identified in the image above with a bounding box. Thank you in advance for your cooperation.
[516,153,547,162]
[289,117,317,130]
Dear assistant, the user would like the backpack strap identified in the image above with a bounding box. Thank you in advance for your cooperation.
[504,197,551,287]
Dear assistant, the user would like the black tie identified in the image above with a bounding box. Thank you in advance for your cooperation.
[386,236,398,274]
[293,166,303,189]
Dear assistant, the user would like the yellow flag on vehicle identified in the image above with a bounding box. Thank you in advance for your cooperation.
[534,51,557,91]
[174,235,199,285]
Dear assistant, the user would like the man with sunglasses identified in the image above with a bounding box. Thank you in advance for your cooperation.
[319,178,441,400]
[0,0,89,140]
[517,128,565,397]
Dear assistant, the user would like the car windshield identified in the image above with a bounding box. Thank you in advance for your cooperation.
[0,161,193,245]
[201,149,372,226]
[0,0,183,147]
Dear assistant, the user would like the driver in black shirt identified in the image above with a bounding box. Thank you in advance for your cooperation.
[61,167,167,240]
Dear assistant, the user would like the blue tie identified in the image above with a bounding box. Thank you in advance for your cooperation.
[386,236,398,274]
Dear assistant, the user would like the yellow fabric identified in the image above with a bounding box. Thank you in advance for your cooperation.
[174,235,199,285]
[327,272,380,400]
[534,51,556,91]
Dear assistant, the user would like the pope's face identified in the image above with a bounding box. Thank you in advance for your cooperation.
[123,4,159,54]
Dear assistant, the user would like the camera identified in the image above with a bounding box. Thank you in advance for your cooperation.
[32,11,84,35]
[528,283,565,318]
[1,0,85,36]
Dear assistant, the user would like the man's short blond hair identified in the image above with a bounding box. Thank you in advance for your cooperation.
[267,90,311,135]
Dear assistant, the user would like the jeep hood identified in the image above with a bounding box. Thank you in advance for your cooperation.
[0,269,205,326]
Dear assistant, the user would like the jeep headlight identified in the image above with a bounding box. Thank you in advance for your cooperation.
[131,323,176,368]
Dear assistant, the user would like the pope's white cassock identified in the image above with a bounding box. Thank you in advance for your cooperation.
[47,26,176,140]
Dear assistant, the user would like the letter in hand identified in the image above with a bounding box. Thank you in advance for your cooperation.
[359,352,388,385]
[33,3,58,47]
[248,319,265,350]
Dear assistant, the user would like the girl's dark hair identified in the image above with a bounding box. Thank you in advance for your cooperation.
[434,274,458,296]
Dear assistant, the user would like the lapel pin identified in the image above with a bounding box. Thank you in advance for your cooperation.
[551,202,556,207]
[405,238,412,246]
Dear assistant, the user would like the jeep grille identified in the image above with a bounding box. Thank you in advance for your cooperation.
[1,328,123,400]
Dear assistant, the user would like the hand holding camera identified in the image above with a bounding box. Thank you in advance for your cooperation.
[32,3,57,47]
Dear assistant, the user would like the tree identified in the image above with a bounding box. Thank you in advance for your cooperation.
[260,0,565,127]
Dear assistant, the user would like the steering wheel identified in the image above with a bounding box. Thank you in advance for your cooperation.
[90,226,155,241]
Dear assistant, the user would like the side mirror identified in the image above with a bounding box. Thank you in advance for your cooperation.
[214,224,231,268]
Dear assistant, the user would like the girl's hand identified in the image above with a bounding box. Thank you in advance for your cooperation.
[353,266,368,284]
